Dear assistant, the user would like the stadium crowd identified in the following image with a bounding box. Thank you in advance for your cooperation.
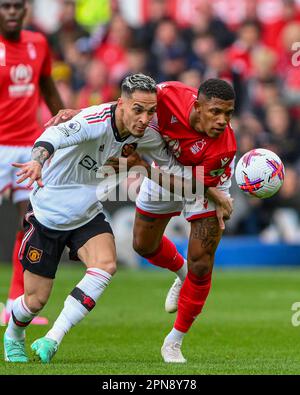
[22,0,300,242]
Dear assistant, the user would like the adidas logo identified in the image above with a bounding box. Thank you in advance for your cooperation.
[171,115,178,124]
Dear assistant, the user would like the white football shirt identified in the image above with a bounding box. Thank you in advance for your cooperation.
[30,104,183,230]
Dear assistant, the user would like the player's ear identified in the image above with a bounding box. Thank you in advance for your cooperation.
[194,100,201,113]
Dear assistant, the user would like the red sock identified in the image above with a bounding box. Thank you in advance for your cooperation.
[145,236,184,272]
[8,231,25,300]
[174,271,212,333]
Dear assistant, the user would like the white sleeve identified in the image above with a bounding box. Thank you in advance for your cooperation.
[35,112,106,151]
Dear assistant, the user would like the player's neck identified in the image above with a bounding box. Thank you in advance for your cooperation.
[115,106,130,139]
[0,30,21,42]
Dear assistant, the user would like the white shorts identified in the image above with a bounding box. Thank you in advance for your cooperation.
[0,145,32,205]
[136,177,232,222]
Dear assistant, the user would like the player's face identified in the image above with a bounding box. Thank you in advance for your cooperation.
[0,0,26,37]
[193,97,235,138]
[118,91,157,138]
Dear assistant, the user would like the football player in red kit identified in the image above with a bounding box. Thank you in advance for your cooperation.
[0,0,64,325]
[45,78,236,363]
[133,79,236,362]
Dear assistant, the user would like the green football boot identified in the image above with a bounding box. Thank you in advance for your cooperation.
[31,337,58,363]
[4,334,28,363]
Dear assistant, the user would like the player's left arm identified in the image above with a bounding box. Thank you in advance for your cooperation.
[39,75,65,116]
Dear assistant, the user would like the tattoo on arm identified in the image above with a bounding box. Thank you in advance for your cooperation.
[191,218,221,250]
[31,147,50,166]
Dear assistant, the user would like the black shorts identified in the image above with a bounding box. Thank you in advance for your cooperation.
[19,204,114,279]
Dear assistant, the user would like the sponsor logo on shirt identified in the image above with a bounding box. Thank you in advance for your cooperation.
[9,64,34,98]
[171,115,178,124]
[79,155,98,172]
[190,139,207,155]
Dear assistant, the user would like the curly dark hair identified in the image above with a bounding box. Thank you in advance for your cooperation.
[121,74,157,97]
[198,78,236,101]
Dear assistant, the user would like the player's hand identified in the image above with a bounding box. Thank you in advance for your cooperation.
[215,199,233,230]
[206,187,233,230]
[12,161,44,188]
[105,152,149,173]
[44,109,81,127]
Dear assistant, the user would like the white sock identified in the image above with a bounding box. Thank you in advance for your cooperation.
[176,259,188,282]
[5,299,14,315]
[5,295,37,341]
[165,328,185,344]
[46,268,112,344]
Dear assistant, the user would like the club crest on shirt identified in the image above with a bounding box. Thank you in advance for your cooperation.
[27,246,43,264]
[0,42,6,66]
[190,139,207,155]
[27,43,37,60]
[121,143,138,157]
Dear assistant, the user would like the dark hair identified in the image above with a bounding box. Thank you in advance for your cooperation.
[121,74,157,97]
[198,78,236,101]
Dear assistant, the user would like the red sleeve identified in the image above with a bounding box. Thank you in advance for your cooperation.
[192,157,234,188]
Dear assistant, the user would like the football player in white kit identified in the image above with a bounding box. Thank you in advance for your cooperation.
[3,73,193,363]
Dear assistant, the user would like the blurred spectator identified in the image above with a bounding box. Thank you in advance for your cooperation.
[121,46,152,81]
[262,102,300,164]
[202,48,245,114]
[187,31,217,74]
[227,19,263,79]
[261,166,300,243]
[148,18,187,81]
[178,69,202,89]
[260,0,300,50]
[243,46,281,118]
[48,0,90,61]
[182,0,236,51]
[76,59,117,107]
[94,14,133,84]
[63,40,92,91]
[134,0,169,48]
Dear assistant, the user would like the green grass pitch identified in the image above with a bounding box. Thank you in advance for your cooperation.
[1,263,300,375]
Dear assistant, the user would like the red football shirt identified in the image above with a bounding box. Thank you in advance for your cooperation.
[156,81,237,187]
[0,30,52,146]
